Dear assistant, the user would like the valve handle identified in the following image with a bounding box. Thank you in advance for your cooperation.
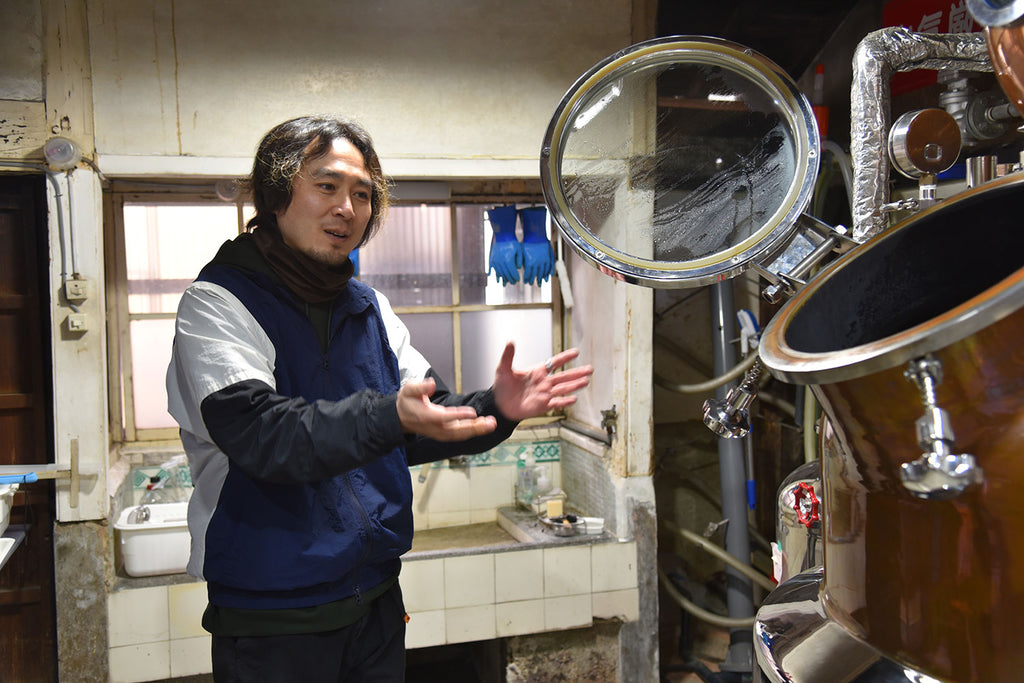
[701,359,764,439]
[792,482,819,529]
[899,355,983,500]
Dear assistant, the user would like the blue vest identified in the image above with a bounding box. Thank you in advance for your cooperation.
[197,264,412,609]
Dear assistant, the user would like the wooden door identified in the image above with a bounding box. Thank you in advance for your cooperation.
[0,174,58,681]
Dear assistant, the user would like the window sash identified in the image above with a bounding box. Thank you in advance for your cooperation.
[106,186,562,443]
[106,190,250,442]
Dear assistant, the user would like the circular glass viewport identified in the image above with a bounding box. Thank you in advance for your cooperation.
[541,36,820,288]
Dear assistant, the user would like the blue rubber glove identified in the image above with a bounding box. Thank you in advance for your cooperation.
[487,204,523,285]
[519,207,553,286]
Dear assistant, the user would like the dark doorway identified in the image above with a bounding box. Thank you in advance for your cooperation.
[0,173,58,681]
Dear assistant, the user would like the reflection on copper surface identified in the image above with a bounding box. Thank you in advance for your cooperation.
[760,179,1024,682]
[986,22,1024,116]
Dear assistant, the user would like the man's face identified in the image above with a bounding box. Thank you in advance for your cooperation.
[275,137,373,267]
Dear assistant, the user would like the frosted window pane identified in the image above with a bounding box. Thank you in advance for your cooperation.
[401,312,455,388]
[359,205,453,306]
[123,204,239,314]
[456,205,488,305]
[130,318,176,429]
[460,310,552,391]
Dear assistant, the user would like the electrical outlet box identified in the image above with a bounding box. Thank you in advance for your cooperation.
[67,313,88,332]
[65,278,90,302]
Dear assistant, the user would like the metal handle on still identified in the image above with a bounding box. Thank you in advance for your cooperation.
[899,354,984,500]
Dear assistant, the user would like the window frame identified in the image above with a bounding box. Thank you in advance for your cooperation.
[104,180,566,445]
[104,184,250,444]
[382,194,565,394]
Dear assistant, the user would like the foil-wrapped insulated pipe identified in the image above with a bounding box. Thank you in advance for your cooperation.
[850,27,991,241]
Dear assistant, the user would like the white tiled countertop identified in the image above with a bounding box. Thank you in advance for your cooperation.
[106,505,639,681]
[406,506,610,561]
[401,506,638,649]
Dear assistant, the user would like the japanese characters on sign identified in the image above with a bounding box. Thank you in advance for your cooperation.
[883,0,981,95]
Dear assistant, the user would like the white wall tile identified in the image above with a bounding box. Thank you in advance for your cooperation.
[412,512,430,532]
[543,545,592,597]
[411,467,439,516]
[401,558,445,612]
[544,594,592,631]
[592,588,639,622]
[468,465,515,510]
[495,548,543,603]
[108,586,169,648]
[423,468,472,514]
[469,507,498,524]
[446,604,496,644]
[427,510,472,528]
[406,609,446,649]
[550,462,562,490]
[109,642,170,683]
[170,635,212,677]
[591,541,637,593]
[168,581,207,639]
[106,535,634,679]
[444,554,494,608]
[496,599,545,637]
[409,438,556,525]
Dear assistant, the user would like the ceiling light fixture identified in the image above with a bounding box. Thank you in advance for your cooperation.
[43,136,82,171]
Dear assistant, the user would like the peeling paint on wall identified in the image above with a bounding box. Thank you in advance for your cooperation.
[0,101,48,157]
[0,119,29,145]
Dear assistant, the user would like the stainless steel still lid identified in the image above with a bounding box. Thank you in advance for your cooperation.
[540,36,820,288]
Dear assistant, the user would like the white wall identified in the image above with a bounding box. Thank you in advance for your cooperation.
[1,0,649,517]
[88,0,636,178]
[1,4,659,678]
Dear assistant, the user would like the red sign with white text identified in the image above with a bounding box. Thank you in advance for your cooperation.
[883,0,981,95]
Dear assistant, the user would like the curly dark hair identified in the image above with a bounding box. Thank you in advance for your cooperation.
[245,116,390,247]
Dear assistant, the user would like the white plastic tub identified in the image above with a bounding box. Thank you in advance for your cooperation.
[114,502,190,577]
[0,484,17,537]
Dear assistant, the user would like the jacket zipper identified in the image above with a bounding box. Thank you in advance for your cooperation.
[342,471,374,604]
[311,294,376,604]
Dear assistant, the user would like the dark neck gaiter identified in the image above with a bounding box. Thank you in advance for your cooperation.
[251,223,354,304]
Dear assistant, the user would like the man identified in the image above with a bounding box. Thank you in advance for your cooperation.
[165,115,592,682]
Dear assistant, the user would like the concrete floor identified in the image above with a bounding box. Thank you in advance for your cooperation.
[660,616,733,682]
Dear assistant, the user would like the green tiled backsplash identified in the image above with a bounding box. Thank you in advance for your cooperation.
[131,464,193,490]
[130,439,559,490]
[458,439,560,467]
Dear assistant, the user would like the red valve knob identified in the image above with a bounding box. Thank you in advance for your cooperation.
[793,482,820,529]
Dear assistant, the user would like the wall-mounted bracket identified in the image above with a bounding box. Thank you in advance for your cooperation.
[0,438,81,508]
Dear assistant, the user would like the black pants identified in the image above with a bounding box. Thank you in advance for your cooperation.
[211,582,407,682]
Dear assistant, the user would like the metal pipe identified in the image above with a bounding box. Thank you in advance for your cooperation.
[658,566,755,629]
[0,161,79,311]
[803,390,818,464]
[850,27,991,241]
[821,139,854,209]
[757,390,797,419]
[652,351,758,394]
[560,418,612,446]
[708,281,754,672]
[662,519,776,592]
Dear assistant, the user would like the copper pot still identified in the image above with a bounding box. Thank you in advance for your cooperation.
[970,0,1024,115]
[759,174,1024,682]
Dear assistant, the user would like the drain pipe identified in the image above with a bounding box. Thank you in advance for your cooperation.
[850,27,991,241]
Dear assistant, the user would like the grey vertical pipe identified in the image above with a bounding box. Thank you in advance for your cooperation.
[708,281,754,672]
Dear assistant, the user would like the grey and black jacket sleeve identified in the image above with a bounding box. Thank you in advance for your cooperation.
[200,369,518,479]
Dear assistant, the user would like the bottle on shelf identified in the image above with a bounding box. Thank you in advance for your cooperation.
[516,453,536,510]
[140,476,177,506]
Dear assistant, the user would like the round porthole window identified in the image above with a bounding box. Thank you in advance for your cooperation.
[540,36,819,288]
